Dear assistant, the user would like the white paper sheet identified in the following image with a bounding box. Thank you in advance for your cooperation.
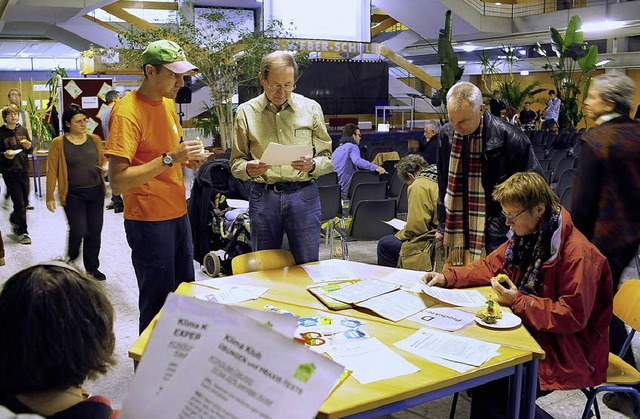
[226,199,249,209]
[383,218,407,230]
[260,142,313,166]
[394,328,500,367]
[120,294,298,418]
[325,338,419,384]
[421,284,487,307]
[407,307,476,331]
[194,284,269,304]
[295,315,369,354]
[121,294,342,419]
[327,279,400,304]
[301,259,361,283]
[357,290,430,322]
[378,268,427,293]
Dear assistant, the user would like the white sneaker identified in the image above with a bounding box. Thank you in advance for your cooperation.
[19,234,32,245]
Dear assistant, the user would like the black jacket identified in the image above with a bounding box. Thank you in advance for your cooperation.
[0,124,33,174]
[437,111,543,246]
[188,160,249,263]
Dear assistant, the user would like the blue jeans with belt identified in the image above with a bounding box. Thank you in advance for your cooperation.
[248,181,321,264]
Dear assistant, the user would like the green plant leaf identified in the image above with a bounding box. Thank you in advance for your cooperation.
[533,42,547,57]
[578,45,598,71]
[550,27,564,58]
[564,15,581,47]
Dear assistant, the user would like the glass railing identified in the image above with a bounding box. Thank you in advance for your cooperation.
[463,0,614,18]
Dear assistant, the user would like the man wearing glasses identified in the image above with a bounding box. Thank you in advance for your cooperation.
[231,51,333,264]
[437,81,542,268]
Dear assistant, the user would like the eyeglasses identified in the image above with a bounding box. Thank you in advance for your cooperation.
[501,208,527,222]
[265,84,295,92]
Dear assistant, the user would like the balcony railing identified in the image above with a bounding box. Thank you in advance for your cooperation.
[463,0,616,18]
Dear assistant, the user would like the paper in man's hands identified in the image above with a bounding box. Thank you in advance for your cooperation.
[260,143,313,166]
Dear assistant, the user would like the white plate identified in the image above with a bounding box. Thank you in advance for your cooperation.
[195,152,214,158]
[474,311,522,329]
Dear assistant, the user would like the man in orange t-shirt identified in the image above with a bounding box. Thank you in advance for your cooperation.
[104,40,205,334]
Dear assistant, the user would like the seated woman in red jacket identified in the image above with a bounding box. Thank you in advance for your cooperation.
[0,261,117,418]
[423,171,612,418]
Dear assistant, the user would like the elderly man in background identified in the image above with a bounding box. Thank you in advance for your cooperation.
[408,121,439,165]
[333,123,385,197]
[572,72,640,417]
[231,51,333,264]
[437,81,542,268]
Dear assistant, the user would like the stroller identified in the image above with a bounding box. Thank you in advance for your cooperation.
[188,160,252,277]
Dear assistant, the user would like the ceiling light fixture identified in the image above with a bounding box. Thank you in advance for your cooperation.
[520,70,530,76]
[460,45,477,52]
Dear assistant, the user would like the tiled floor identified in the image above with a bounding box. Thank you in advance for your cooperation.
[0,179,637,418]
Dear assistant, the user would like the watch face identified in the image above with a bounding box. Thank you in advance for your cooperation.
[163,154,173,166]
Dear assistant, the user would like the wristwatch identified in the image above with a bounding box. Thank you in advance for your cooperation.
[162,153,173,167]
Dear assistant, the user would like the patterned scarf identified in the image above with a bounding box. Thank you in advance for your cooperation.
[443,124,486,266]
[418,164,438,183]
[503,210,560,295]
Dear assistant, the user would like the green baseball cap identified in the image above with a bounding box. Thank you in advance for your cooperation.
[142,40,198,74]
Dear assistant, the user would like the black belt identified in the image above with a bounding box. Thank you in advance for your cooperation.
[264,180,314,193]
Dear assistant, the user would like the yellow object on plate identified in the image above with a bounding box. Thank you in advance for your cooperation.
[476,295,502,324]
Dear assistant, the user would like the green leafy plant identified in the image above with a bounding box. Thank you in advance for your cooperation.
[534,15,605,130]
[432,10,464,122]
[190,102,220,147]
[500,80,546,114]
[101,10,308,149]
[27,98,55,151]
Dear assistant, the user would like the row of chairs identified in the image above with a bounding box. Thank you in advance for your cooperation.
[317,170,407,260]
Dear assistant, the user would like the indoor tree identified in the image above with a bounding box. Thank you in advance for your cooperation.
[534,15,604,130]
[105,9,307,149]
[432,10,464,123]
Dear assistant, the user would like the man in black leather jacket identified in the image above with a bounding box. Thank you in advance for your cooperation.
[437,82,543,255]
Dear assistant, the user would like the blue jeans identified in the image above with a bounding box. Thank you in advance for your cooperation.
[248,181,321,264]
[125,214,195,334]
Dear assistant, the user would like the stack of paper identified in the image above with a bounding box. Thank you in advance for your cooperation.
[326,279,432,322]
[120,294,344,419]
[421,284,487,307]
[194,284,269,304]
[301,259,363,283]
[324,338,420,384]
[395,328,501,373]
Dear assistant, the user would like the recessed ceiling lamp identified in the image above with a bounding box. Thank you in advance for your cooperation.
[460,45,477,52]
[579,20,626,32]
[520,70,530,76]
